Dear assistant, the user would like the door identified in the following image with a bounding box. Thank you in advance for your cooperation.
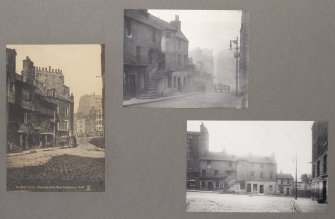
[247,183,251,192]
[208,181,213,190]
[260,185,264,193]
[128,75,136,97]
[286,188,290,196]
[322,181,327,202]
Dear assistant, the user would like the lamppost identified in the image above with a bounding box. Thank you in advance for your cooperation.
[295,154,298,200]
[230,37,240,96]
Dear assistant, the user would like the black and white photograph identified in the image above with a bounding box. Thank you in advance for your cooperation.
[123,10,248,108]
[6,44,105,192]
[186,121,328,212]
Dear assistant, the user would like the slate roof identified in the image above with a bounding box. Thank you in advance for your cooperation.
[200,151,276,164]
[277,173,294,179]
[125,9,188,42]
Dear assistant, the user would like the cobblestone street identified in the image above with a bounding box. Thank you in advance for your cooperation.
[7,141,105,192]
[129,91,245,108]
[186,192,295,212]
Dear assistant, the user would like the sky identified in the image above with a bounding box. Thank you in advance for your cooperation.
[149,10,242,79]
[187,121,314,180]
[7,44,103,112]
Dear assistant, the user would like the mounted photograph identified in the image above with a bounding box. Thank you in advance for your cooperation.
[123,10,249,108]
[186,121,328,212]
[6,44,105,192]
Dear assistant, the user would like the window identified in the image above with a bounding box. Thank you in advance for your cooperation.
[22,90,31,100]
[178,39,181,49]
[166,32,171,40]
[323,154,327,174]
[270,172,273,179]
[148,50,153,64]
[269,185,273,191]
[251,171,254,176]
[214,170,218,176]
[64,120,69,130]
[207,160,211,168]
[317,160,320,176]
[260,172,264,178]
[229,161,232,167]
[178,55,181,66]
[65,107,69,116]
[201,181,206,188]
[152,28,156,42]
[312,164,315,178]
[136,46,141,63]
[253,184,257,191]
[184,55,187,66]
[201,169,206,176]
[125,18,131,36]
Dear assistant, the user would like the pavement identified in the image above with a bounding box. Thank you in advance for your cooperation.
[292,198,327,213]
[186,192,325,212]
[7,141,105,192]
[124,91,245,108]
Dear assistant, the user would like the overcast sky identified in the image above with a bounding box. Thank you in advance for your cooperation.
[187,121,314,180]
[149,10,242,79]
[7,44,102,112]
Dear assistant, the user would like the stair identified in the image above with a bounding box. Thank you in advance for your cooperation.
[224,179,236,191]
[138,70,166,99]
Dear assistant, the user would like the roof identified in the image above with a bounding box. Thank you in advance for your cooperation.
[200,151,276,164]
[277,173,294,179]
[125,9,188,42]
[187,131,200,135]
[125,10,164,30]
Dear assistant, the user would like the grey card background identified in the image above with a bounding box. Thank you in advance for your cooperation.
[0,0,334,218]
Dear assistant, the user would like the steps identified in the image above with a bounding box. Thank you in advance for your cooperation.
[138,70,166,99]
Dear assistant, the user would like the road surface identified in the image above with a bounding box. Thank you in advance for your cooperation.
[7,140,105,192]
[186,192,294,212]
[131,91,245,108]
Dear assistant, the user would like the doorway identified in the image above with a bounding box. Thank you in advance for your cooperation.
[322,181,327,202]
[128,75,136,97]
[259,185,264,193]
[208,181,213,190]
[247,183,251,192]
[286,188,290,196]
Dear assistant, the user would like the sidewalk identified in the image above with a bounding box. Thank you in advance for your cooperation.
[292,198,327,213]
[123,91,202,106]
[7,147,58,157]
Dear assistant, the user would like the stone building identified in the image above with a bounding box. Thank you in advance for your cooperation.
[6,49,62,152]
[311,121,328,203]
[187,123,277,194]
[124,9,189,99]
[21,57,74,138]
[276,172,294,196]
[189,48,214,76]
[75,93,102,137]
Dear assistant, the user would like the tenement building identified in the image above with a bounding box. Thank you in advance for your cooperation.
[6,49,74,152]
[311,121,328,203]
[276,172,294,196]
[187,123,277,194]
[124,9,189,99]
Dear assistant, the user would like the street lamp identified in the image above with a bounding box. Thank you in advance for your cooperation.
[230,37,240,96]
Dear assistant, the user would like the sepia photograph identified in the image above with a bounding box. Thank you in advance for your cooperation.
[6,44,105,192]
[123,10,248,108]
[186,121,328,212]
